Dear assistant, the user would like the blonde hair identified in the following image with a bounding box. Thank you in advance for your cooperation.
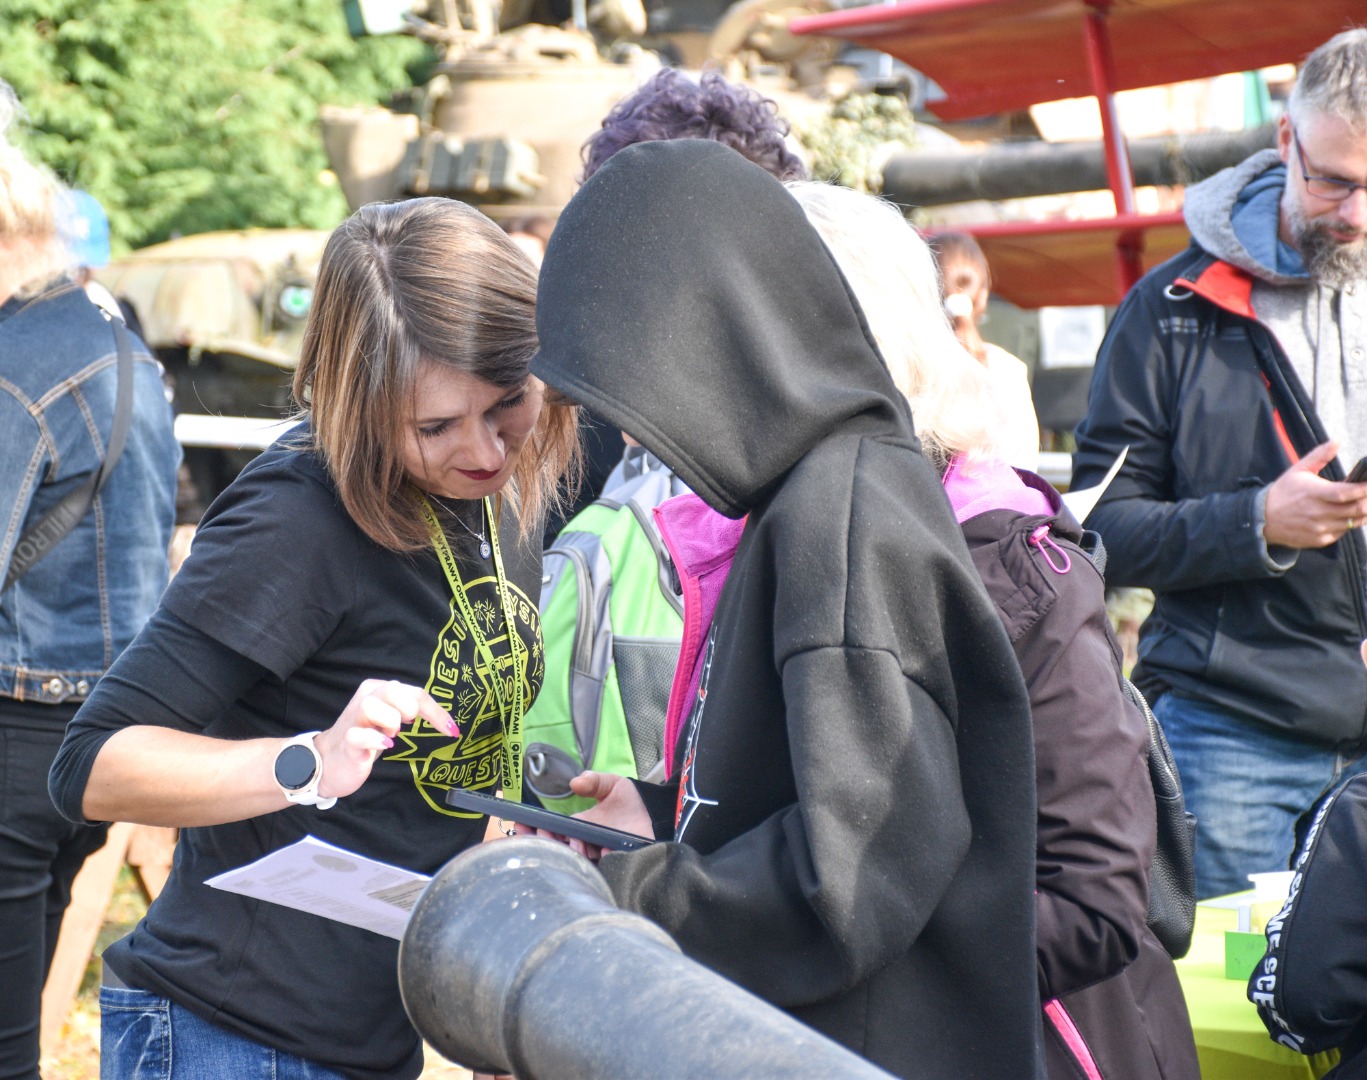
[0,81,66,295]
[785,181,1005,471]
[292,197,580,552]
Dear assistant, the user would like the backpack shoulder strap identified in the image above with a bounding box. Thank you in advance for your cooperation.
[4,315,136,593]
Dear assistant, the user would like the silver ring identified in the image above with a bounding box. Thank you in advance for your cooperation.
[1350,518,1357,530]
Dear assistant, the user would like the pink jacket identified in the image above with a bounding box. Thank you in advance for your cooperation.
[654,493,746,777]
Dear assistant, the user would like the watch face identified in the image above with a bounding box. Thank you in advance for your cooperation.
[275,743,317,790]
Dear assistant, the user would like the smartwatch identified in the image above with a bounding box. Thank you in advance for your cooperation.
[274,731,337,809]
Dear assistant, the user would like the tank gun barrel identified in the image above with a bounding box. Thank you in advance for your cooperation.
[398,838,895,1079]
[880,123,1275,207]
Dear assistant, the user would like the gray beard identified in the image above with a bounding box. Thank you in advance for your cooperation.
[1284,198,1367,290]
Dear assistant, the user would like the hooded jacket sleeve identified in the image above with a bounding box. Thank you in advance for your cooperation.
[602,647,972,1005]
[596,448,1024,1007]
[1072,281,1283,591]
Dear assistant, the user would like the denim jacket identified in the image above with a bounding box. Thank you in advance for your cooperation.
[0,281,179,705]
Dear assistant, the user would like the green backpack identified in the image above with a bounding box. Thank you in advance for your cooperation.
[524,457,688,813]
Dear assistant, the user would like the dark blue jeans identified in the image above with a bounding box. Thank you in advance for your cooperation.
[99,986,349,1080]
[0,717,107,1080]
[1154,692,1367,899]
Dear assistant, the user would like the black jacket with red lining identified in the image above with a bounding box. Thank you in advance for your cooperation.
[1072,245,1367,745]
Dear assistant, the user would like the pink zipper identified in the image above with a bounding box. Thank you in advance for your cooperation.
[1043,999,1103,1080]
[656,510,704,780]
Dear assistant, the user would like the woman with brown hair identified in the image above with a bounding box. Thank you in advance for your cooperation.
[49,196,578,1080]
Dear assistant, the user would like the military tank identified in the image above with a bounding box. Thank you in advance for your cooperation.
[92,0,866,518]
[94,228,330,517]
[322,0,846,219]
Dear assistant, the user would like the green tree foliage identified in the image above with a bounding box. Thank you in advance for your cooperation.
[0,0,429,250]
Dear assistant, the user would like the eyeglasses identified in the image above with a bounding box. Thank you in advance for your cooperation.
[1291,125,1367,202]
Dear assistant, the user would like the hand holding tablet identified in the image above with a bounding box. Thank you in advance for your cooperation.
[444,787,656,852]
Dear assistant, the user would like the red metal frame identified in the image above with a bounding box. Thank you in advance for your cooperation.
[788,1,1360,121]
[922,212,1188,309]
[789,0,1360,305]
[1081,3,1140,289]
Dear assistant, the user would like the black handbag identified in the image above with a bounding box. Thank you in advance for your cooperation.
[1124,678,1198,960]
[3,310,135,592]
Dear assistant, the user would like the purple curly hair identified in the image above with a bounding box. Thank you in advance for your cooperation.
[580,69,807,183]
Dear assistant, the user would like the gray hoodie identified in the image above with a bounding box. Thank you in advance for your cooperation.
[1186,148,1367,470]
[1185,149,1306,285]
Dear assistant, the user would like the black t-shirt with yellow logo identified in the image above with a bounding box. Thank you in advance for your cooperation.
[54,435,543,1080]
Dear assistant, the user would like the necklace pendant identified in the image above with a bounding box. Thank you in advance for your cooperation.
[479,539,492,559]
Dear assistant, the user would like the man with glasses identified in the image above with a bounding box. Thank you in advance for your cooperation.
[1072,29,1367,899]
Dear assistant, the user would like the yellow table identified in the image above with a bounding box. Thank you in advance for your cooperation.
[1176,900,1339,1079]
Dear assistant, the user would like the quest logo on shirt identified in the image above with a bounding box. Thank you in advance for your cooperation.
[384,574,543,814]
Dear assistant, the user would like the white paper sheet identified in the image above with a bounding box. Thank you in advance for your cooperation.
[1061,446,1128,525]
[206,835,431,940]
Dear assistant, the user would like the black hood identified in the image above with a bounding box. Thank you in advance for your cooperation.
[531,140,914,518]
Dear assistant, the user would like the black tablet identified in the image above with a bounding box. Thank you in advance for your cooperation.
[444,787,657,852]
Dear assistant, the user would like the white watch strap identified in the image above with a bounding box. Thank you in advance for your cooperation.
[278,730,337,810]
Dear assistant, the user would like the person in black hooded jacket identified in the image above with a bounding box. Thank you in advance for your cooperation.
[526,139,1043,1078]
[787,179,1199,1080]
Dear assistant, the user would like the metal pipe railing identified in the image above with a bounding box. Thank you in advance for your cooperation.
[399,838,894,1079]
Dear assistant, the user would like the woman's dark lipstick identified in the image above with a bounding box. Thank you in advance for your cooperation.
[456,467,501,481]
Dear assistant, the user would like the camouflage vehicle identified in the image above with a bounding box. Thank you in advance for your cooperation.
[95,228,329,516]
[323,0,843,220]
[94,0,921,517]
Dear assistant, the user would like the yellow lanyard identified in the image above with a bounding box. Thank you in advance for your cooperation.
[419,495,527,802]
